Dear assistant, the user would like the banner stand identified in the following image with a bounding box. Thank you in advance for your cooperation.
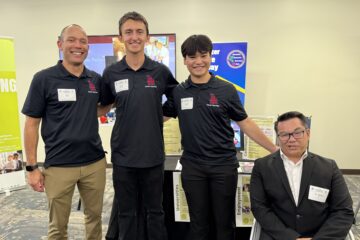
[0,36,26,194]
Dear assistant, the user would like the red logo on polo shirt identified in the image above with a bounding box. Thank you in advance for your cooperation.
[145,75,157,88]
[209,93,218,105]
[88,80,97,93]
[207,93,220,107]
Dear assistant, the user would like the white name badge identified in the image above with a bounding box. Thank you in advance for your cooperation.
[308,185,329,203]
[115,79,129,93]
[181,97,193,110]
[58,89,76,101]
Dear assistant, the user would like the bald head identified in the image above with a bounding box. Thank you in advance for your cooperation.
[59,24,87,41]
[57,24,89,70]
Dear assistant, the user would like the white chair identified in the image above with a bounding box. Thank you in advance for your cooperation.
[249,219,261,240]
[249,218,355,240]
[346,197,360,240]
[354,197,360,223]
[346,229,355,240]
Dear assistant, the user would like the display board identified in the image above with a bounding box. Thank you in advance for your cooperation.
[0,36,26,193]
[173,171,254,227]
[210,42,247,151]
[59,33,182,155]
[243,116,277,160]
[60,34,176,77]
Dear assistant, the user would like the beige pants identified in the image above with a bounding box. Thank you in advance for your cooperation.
[43,158,106,240]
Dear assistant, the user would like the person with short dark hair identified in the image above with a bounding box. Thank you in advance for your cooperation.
[22,24,107,240]
[101,11,178,240]
[163,34,277,240]
[250,111,354,240]
[12,152,22,170]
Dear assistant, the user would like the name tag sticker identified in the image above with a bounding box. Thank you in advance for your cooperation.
[181,97,193,110]
[115,79,129,93]
[308,185,329,203]
[58,89,76,101]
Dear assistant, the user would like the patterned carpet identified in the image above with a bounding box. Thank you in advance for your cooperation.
[0,170,359,240]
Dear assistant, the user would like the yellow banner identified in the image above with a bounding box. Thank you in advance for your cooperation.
[0,37,26,192]
[0,37,22,155]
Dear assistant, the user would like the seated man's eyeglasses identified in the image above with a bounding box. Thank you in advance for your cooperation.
[278,129,307,141]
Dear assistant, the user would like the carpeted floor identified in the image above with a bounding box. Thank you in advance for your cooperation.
[0,170,359,240]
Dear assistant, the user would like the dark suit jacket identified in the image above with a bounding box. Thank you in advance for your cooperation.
[250,151,354,240]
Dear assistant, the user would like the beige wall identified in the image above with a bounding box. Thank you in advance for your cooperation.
[1,0,359,168]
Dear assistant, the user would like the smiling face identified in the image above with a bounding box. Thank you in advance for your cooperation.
[181,35,213,83]
[184,51,212,83]
[277,117,310,161]
[119,19,149,56]
[57,25,88,67]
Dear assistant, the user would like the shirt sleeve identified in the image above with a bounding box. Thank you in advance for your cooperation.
[21,72,46,118]
[162,68,179,118]
[163,68,178,99]
[312,160,354,239]
[99,69,115,105]
[227,84,248,121]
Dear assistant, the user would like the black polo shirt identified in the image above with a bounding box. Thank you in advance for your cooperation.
[100,56,178,168]
[163,74,248,166]
[22,61,105,168]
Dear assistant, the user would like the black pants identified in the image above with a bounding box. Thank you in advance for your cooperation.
[107,164,167,240]
[181,160,238,240]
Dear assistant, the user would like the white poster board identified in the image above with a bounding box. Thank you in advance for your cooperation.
[173,171,254,227]
[0,37,26,194]
[243,116,276,160]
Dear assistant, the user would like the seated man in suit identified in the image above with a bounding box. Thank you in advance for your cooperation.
[250,111,354,240]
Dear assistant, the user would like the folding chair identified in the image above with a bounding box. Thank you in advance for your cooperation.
[249,218,355,240]
[346,197,360,240]
[249,219,261,240]
[354,197,360,223]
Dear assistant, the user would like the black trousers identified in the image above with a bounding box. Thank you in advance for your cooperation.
[106,164,167,240]
[181,160,238,240]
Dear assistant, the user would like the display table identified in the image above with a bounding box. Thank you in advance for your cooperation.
[163,156,252,240]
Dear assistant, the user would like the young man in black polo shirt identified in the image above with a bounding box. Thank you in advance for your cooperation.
[100,12,178,240]
[22,25,107,239]
[163,35,277,240]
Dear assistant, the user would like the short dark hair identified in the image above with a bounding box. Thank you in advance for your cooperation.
[118,11,149,36]
[181,34,213,58]
[274,111,309,133]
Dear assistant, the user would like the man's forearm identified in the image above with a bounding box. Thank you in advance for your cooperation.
[97,104,112,117]
[237,118,278,153]
[24,117,41,165]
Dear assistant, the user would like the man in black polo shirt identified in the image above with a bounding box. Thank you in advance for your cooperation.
[100,12,178,240]
[163,34,278,240]
[22,24,107,240]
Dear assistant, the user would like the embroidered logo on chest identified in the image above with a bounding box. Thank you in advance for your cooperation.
[87,80,98,93]
[145,75,157,88]
[206,93,220,107]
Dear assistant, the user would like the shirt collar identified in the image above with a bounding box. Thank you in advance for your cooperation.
[56,60,94,79]
[117,55,155,72]
[183,72,217,89]
[280,149,308,166]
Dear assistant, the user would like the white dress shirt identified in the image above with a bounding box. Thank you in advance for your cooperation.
[280,150,308,206]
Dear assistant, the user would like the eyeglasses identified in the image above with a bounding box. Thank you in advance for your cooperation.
[277,129,306,141]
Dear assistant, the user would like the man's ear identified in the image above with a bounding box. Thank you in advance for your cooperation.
[57,40,62,50]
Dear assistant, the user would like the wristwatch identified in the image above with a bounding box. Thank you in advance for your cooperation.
[26,164,39,172]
